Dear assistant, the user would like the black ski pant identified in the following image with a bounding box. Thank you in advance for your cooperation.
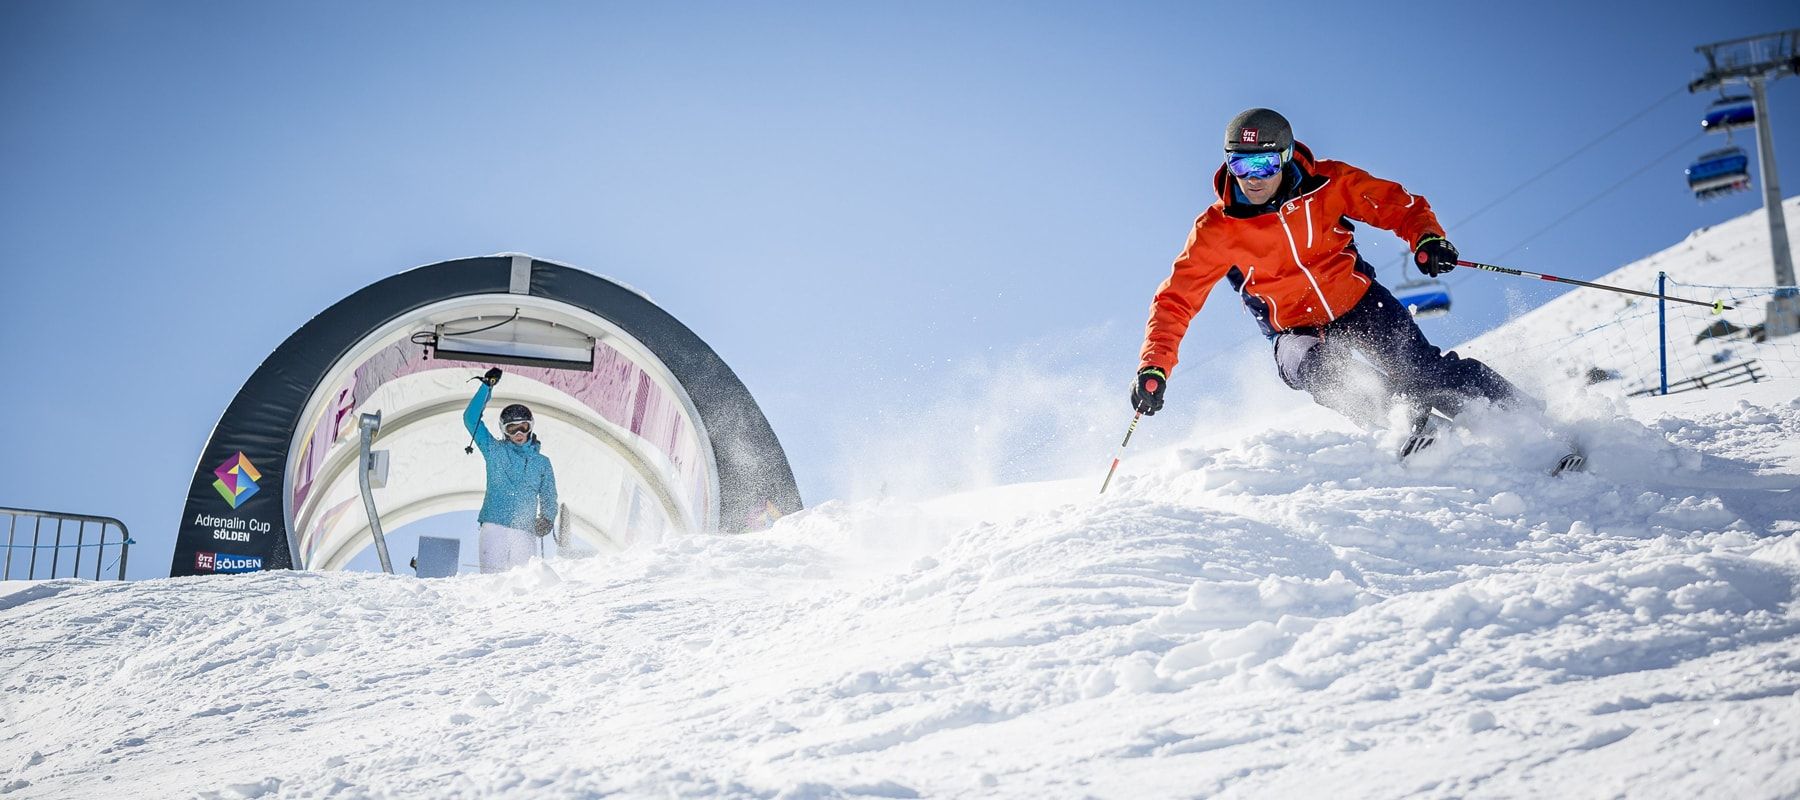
[1270,280,1524,429]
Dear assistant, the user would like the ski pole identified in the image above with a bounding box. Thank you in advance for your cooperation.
[1456,259,1731,312]
[1098,412,1143,494]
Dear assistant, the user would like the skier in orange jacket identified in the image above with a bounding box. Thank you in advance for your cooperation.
[1132,108,1523,446]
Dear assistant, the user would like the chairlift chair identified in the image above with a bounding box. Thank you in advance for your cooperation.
[1394,262,1452,319]
[1700,94,1756,133]
[1685,146,1751,202]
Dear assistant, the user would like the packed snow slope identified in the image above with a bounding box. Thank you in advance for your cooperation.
[4,198,1800,798]
[3,380,1799,798]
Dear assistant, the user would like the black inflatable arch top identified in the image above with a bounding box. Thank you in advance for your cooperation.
[169,255,801,577]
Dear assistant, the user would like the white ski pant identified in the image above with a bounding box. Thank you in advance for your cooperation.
[479,523,537,574]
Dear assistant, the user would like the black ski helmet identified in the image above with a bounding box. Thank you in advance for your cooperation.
[500,403,533,426]
[1224,107,1292,154]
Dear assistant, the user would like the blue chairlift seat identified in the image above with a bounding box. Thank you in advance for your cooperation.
[1700,95,1755,133]
[1395,278,1452,319]
[1686,146,1751,202]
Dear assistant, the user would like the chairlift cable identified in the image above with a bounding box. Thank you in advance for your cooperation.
[1489,130,1704,263]
[1387,86,1687,283]
[1446,129,1706,289]
[1444,86,1686,234]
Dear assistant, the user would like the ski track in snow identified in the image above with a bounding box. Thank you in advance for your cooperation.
[1,384,1798,799]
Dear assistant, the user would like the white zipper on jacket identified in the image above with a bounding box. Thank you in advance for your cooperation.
[1304,198,1315,249]
[1240,266,1280,328]
[1239,266,1269,323]
[1279,211,1336,321]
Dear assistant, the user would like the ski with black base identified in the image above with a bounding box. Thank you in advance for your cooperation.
[1397,418,1586,478]
[1550,449,1585,477]
[1397,410,1447,460]
[1398,430,1435,459]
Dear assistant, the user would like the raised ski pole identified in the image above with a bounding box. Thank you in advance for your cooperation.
[1456,259,1731,312]
[1098,412,1143,494]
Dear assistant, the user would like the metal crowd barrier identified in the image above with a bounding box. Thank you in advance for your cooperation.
[0,507,132,581]
[1630,359,1764,397]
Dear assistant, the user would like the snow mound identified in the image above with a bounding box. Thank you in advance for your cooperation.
[2,383,1798,797]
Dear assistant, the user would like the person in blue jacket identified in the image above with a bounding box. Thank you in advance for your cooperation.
[464,367,558,573]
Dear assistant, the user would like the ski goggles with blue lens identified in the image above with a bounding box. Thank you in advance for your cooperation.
[1225,147,1291,180]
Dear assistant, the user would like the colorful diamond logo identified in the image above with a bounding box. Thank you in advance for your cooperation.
[749,500,784,531]
[212,452,262,509]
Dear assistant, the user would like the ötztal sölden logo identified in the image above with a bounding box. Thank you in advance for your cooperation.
[212,452,262,509]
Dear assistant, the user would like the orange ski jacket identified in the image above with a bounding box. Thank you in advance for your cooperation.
[1139,142,1444,374]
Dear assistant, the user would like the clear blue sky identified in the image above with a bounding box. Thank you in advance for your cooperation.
[4,1,1797,579]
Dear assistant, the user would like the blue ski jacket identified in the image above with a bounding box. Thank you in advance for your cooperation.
[464,384,558,531]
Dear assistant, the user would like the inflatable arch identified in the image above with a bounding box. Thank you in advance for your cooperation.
[170,255,801,577]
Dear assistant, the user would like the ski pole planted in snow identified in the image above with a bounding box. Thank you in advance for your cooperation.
[1457,260,1731,312]
[1098,412,1143,494]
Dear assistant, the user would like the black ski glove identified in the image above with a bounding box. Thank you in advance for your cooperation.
[480,368,503,387]
[534,515,554,537]
[1131,367,1167,415]
[1414,235,1460,277]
